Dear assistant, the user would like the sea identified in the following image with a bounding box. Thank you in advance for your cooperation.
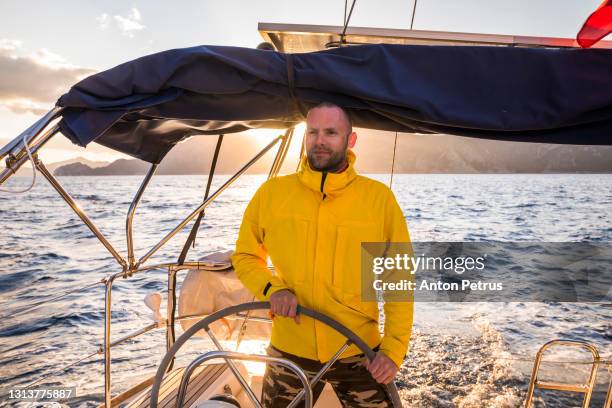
[0,173,610,407]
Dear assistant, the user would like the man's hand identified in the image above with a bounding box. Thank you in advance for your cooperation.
[269,289,300,324]
[364,351,398,384]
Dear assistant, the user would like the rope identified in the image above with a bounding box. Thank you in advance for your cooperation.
[178,133,224,258]
[171,134,223,370]
[24,351,99,389]
[285,54,305,118]
[340,0,358,43]
[0,279,104,322]
[0,133,37,193]
[410,0,418,30]
[22,322,161,388]
[389,131,398,189]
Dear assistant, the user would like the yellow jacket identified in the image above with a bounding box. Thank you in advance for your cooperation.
[231,149,413,367]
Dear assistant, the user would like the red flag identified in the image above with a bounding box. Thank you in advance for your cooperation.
[577,0,612,48]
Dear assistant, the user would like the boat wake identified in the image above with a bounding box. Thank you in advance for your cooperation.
[397,323,524,408]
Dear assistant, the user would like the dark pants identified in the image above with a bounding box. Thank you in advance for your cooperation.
[261,345,394,408]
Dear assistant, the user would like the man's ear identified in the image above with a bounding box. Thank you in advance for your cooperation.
[347,132,357,148]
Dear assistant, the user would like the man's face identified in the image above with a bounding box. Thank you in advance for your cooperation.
[305,106,357,172]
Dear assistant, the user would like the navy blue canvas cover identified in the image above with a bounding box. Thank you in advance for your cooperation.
[58,44,612,163]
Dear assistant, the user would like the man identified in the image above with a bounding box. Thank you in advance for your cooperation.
[231,102,413,407]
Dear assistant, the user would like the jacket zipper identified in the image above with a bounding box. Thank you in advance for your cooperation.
[320,172,328,201]
[312,171,327,348]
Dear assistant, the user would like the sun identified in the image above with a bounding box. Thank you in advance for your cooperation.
[246,123,307,174]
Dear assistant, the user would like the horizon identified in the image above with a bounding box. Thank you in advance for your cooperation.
[0,0,608,167]
[17,131,612,176]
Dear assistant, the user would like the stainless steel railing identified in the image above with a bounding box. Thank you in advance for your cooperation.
[524,339,604,408]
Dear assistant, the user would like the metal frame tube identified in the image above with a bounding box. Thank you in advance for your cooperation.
[99,261,274,408]
[267,131,287,179]
[111,261,230,276]
[296,129,305,172]
[268,128,294,179]
[167,266,178,371]
[0,106,63,162]
[103,275,117,408]
[97,261,271,408]
[103,261,228,282]
[126,164,158,268]
[164,263,275,371]
[35,160,127,269]
[159,135,281,368]
[96,133,290,406]
[102,267,164,408]
[150,301,377,408]
[206,330,265,408]
[175,350,312,408]
[1,124,60,185]
[71,260,220,407]
[273,127,295,178]
[136,135,282,268]
[234,128,294,348]
[524,340,600,408]
[177,312,272,324]
[286,341,351,408]
[604,361,612,408]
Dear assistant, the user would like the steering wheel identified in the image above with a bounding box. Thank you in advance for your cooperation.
[150,301,401,408]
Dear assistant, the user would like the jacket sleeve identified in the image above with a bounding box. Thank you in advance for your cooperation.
[231,183,289,301]
[379,191,414,368]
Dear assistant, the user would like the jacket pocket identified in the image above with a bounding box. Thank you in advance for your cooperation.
[264,216,309,286]
[333,222,381,297]
[344,292,380,321]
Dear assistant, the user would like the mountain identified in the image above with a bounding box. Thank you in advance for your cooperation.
[15,157,109,177]
[54,158,149,176]
[53,130,612,176]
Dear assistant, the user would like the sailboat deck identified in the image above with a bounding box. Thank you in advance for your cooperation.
[108,363,229,408]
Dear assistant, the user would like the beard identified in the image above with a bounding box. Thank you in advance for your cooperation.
[307,143,348,173]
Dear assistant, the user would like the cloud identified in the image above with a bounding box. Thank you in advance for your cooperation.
[0,39,22,51]
[97,13,109,30]
[114,15,145,37]
[0,40,96,115]
[97,8,145,38]
[129,7,141,22]
[1,99,52,115]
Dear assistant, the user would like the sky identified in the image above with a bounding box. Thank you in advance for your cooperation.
[0,0,606,164]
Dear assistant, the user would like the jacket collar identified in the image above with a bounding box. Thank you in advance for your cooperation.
[297,149,357,199]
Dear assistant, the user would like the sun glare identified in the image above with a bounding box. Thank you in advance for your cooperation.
[246,123,306,174]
